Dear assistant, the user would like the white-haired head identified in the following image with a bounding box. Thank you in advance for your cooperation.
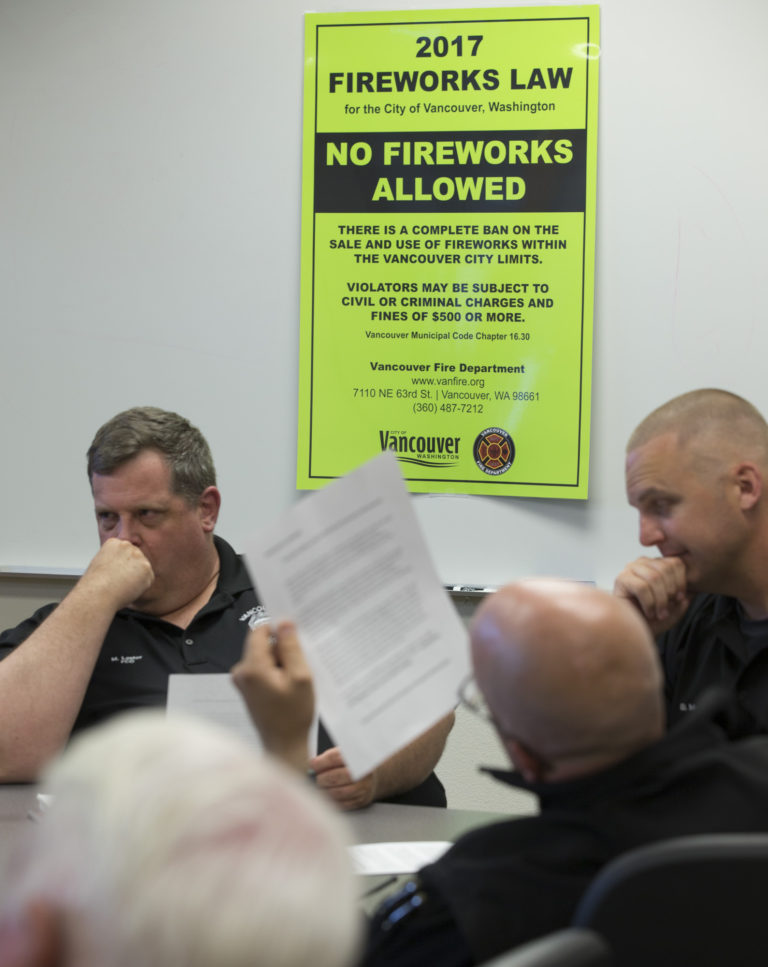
[0,711,361,967]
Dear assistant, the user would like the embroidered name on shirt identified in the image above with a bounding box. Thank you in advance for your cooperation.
[110,655,144,665]
[239,606,270,630]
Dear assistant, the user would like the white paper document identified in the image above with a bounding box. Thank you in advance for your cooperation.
[166,674,320,758]
[350,841,452,875]
[166,673,263,751]
[244,449,471,780]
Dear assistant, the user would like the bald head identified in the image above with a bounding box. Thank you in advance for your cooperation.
[628,389,768,471]
[470,580,664,781]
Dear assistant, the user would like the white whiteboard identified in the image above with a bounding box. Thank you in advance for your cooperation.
[2,0,767,590]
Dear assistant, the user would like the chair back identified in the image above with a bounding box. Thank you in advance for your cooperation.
[572,833,768,966]
[479,927,612,967]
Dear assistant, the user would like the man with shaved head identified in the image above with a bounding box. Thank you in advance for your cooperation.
[614,388,768,732]
[470,579,664,785]
[239,580,768,966]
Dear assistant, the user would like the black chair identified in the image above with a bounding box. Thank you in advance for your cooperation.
[479,928,612,967]
[572,833,768,966]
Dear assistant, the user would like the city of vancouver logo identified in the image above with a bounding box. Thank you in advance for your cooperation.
[473,427,515,475]
[379,429,460,467]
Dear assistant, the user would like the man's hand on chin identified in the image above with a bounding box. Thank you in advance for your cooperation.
[613,554,692,635]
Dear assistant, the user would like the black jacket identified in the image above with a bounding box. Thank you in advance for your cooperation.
[364,693,768,966]
[658,592,768,732]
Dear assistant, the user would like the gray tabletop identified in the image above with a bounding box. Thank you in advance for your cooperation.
[0,783,507,842]
[348,800,506,845]
[0,784,508,910]
[0,784,38,823]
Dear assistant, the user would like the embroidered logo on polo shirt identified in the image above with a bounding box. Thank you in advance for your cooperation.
[240,605,270,630]
[110,655,143,665]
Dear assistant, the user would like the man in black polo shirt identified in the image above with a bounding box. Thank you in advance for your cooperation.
[0,406,452,806]
[614,388,768,733]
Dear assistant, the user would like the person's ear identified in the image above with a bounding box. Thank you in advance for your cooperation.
[0,900,65,967]
[503,737,549,784]
[198,486,222,532]
[734,463,762,511]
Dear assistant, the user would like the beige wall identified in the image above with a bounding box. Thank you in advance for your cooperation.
[0,575,76,629]
[437,706,537,815]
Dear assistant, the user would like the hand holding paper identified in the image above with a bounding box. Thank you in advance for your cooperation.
[245,449,470,782]
[231,621,315,772]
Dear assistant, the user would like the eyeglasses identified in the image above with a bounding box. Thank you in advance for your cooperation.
[458,674,552,775]
[457,673,494,722]
[460,674,609,773]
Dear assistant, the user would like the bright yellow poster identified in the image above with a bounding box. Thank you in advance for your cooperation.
[298,6,599,497]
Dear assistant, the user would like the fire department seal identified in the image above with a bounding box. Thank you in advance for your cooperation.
[473,427,515,476]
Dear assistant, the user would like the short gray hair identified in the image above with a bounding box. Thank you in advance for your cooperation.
[87,407,216,503]
[3,712,360,967]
